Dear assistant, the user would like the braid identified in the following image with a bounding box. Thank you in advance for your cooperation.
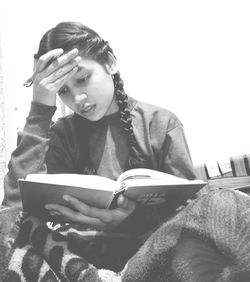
[113,72,145,169]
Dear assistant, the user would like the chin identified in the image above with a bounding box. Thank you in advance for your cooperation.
[87,116,102,121]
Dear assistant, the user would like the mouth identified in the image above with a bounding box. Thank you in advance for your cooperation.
[79,104,96,115]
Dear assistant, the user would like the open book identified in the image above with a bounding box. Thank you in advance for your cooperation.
[19,168,206,216]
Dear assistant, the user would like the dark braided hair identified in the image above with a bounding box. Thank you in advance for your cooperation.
[34,21,146,174]
[112,72,145,169]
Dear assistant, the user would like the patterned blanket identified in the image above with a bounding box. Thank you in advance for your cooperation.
[0,189,250,281]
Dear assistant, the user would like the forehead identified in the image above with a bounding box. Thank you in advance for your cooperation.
[76,57,104,72]
[76,56,107,74]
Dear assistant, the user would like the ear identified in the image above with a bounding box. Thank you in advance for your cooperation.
[105,52,118,75]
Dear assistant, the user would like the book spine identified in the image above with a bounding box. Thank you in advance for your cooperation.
[230,155,248,177]
[107,186,126,209]
[244,154,250,175]
[217,159,233,177]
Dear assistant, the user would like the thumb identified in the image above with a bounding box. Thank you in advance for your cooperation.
[117,194,136,213]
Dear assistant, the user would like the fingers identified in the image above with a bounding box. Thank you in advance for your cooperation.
[35,48,79,73]
[32,64,79,106]
[43,48,80,77]
[46,203,105,227]
[35,48,64,73]
[45,194,137,230]
[117,194,136,214]
[62,195,114,224]
[35,48,81,84]
[32,48,82,106]
[62,195,135,223]
[40,65,78,93]
[45,56,81,85]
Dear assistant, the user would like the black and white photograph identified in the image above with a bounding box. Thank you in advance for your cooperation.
[0,1,250,281]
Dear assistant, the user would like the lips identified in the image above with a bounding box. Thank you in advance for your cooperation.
[80,104,96,114]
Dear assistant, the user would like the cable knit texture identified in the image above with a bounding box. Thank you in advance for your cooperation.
[0,189,250,281]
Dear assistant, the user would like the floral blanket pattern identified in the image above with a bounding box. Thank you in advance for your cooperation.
[0,189,250,282]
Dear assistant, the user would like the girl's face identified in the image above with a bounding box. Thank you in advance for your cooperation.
[58,56,118,121]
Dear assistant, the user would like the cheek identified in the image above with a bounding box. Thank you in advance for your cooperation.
[101,76,115,97]
[96,71,114,91]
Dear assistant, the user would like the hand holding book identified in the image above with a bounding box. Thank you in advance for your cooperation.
[19,168,207,220]
[45,193,136,230]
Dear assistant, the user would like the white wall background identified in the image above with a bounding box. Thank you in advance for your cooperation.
[1,0,250,165]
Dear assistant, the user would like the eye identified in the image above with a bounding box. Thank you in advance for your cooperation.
[58,86,69,96]
[77,75,89,84]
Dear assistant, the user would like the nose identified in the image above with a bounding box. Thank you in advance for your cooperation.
[73,93,87,107]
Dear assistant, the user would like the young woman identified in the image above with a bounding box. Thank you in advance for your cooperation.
[2,21,196,270]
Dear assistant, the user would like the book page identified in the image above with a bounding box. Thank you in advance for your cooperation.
[123,178,204,188]
[119,168,202,184]
[26,173,117,192]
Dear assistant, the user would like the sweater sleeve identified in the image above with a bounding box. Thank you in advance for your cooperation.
[2,102,56,208]
[160,124,196,180]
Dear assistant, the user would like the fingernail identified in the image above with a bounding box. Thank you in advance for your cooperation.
[71,48,79,54]
[117,194,124,206]
[75,56,82,63]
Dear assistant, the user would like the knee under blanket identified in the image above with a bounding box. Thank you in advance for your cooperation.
[0,189,250,282]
